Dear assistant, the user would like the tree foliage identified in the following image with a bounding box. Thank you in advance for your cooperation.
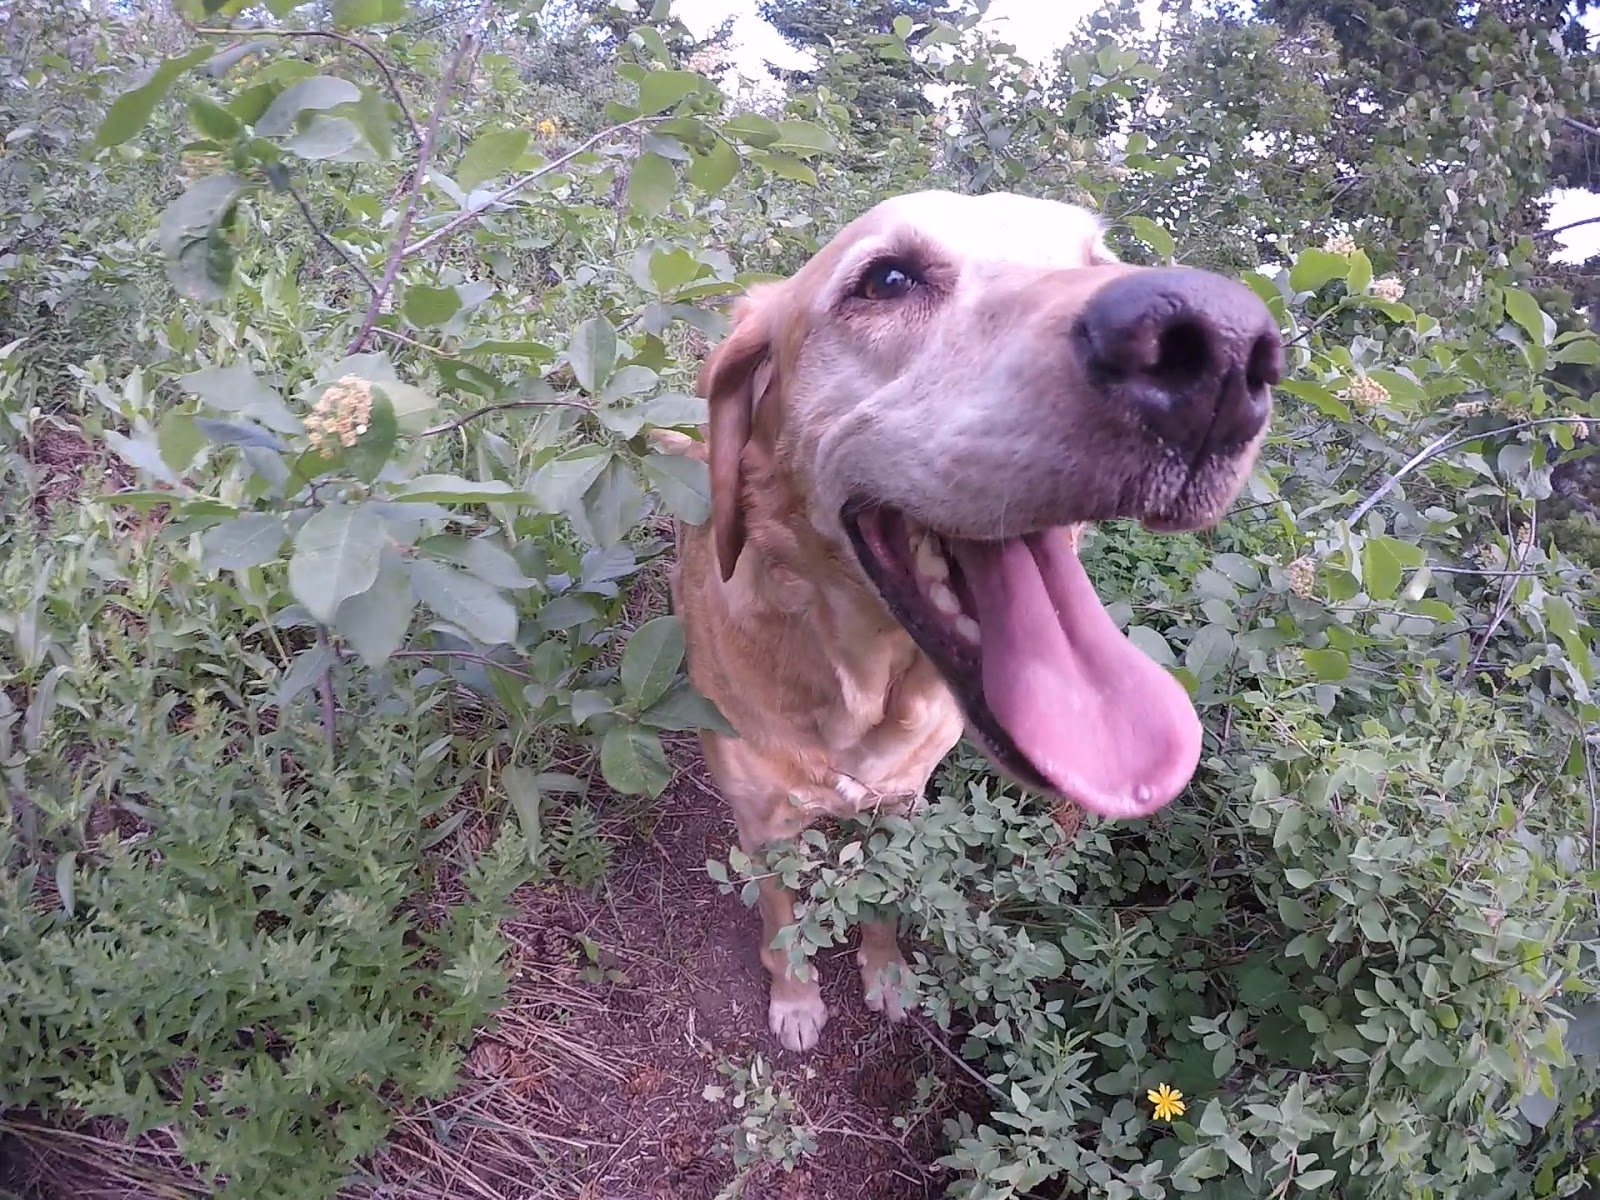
[1,0,1599,1197]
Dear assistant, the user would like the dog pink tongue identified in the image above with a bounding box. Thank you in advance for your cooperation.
[953,532,1202,819]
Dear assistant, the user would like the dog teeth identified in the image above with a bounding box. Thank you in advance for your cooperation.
[930,582,961,616]
[955,615,980,644]
[914,535,949,581]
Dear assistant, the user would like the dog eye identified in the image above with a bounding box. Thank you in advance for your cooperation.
[855,261,918,302]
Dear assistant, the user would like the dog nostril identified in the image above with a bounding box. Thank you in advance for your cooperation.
[1153,320,1210,384]
[1246,333,1283,390]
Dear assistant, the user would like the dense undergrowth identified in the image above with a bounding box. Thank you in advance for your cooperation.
[2,1,1599,1197]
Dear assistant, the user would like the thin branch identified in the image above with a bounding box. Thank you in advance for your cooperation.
[908,1015,1006,1102]
[317,631,338,756]
[401,116,658,260]
[389,647,533,680]
[417,397,592,438]
[195,26,423,143]
[1563,115,1600,140]
[346,0,493,356]
[1537,214,1600,242]
[1460,506,1535,684]
[283,175,378,294]
[1343,418,1583,529]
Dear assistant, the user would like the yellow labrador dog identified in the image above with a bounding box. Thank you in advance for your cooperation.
[653,190,1280,1052]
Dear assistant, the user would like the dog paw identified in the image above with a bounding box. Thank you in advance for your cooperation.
[861,960,913,1022]
[769,989,828,1052]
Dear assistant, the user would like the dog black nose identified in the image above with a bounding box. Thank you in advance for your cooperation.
[1075,267,1281,455]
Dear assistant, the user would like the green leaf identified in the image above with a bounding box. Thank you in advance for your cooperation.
[528,446,611,513]
[1503,288,1551,349]
[157,409,205,474]
[1361,537,1404,599]
[1123,215,1174,259]
[410,559,517,645]
[503,765,545,868]
[180,364,301,433]
[600,724,673,797]
[773,119,837,153]
[200,513,287,572]
[157,173,245,302]
[724,113,781,148]
[620,615,685,708]
[283,115,377,163]
[55,851,76,918]
[1301,648,1349,682]
[105,429,178,485]
[641,682,736,735]
[256,75,362,137]
[288,504,388,624]
[1197,1099,1228,1137]
[403,284,462,327]
[1552,338,1600,365]
[94,47,213,149]
[458,128,530,190]
[638,69,708,115]
[1345,249,1373,295]
[643,452,711,523]
[648,246,705,293]
[626,151,676,217]
[335,546,414,665]
[1297,1169,1337,1191]
[188,95,241,141]
[392,474,524,504]
[567,317,617,394]
[1288,248,1349,294]
[331,0,407,27]
[1277,379,1351,421]
[687,137,739,195]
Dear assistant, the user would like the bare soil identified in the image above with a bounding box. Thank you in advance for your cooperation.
[382,748,976,1200]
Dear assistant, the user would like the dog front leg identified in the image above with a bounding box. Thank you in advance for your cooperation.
[857,915,913,1022]
[752,870,828,1051]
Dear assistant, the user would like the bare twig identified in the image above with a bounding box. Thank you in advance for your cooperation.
[317,631,338,755]
[389,647,534,680]
[401,116,658,260]
[417,397,591,437]
[908,1014,1005,1101]
[1343,417,1582,530]
[1537,214,1600,242]
[1563,115,1600,140]
[346,0,493,356]
[283,175,378,294]
[194,26,423,143]
[1460,506,1536,684]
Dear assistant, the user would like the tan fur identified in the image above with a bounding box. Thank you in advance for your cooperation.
[660,190,1270,1052]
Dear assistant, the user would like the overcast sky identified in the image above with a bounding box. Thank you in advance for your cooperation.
[668,0,1600,262]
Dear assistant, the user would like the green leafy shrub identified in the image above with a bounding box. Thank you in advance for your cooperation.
[3,0,1599,1197]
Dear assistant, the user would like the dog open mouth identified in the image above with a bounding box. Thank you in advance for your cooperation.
[843,503,1202,820]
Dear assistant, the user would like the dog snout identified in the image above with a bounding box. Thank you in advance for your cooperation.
[1074,267,1281,456]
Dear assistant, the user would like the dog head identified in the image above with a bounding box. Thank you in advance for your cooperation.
[697,189,1281,820]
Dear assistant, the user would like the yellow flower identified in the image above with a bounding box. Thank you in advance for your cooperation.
[536,118,559,138]
[1147,1083,1186,1122]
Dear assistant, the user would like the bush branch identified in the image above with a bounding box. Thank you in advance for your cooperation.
[195,25,423,143]
[1537,214,1600,241]
[345,0,493,356]
[401,117,658,260]
[417,397,592,437]
[1343,417,1581,529]
[283,175,378,294]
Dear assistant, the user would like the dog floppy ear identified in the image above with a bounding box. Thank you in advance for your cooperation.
[697,287,778,582]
